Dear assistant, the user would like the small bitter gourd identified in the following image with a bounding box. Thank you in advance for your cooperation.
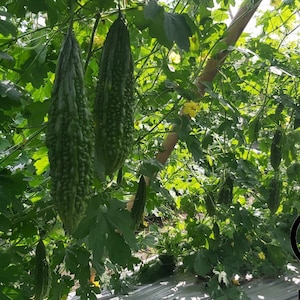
[204,191,216,216]
[270,129,282,171]
[46,24,94,234]
[218,174,234,204]
[94,12,134,180]
[131,176,147,229]
[294,111,300,129]
[267,177,281,214]
[34,240,51,300]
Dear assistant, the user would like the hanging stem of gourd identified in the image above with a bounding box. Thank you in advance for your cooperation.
[117,0,122,17]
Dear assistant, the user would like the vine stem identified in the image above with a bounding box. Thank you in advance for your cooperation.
[84,12,101,72]
[127,0,263,211]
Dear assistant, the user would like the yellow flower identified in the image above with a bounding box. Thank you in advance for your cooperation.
[89,268,100,288]
[232,278,240,285]
[232,274,240,285]
[169,51,181,64]
[183,101,201,118]
[91,280,100,288]
[134,120,142,130]
[93,35,104,48]
[258,251,265,260]
[246,234,252,242]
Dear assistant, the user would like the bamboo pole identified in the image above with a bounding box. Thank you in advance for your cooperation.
[194,0,262,94]
[127,0,262,210]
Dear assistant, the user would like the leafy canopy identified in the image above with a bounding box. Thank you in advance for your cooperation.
[0,0,299,299]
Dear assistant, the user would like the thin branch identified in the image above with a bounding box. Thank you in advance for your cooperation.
[0,126,45,165]
[84,12,101,72]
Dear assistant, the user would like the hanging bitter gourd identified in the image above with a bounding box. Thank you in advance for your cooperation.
[46,24,94,234]
[270,129,282,171]
[94,12,134,180]
[131,176,147,229]
[34,240,51,300]
[267,176,281,214]
[204,191,216,216]
[218,173,234,204]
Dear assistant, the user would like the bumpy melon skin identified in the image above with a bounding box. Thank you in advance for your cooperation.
[46,27,94,234]
[131,176,147,229]
[270,129,282,171]
[267,177,281,214]
[94,14,134,180]
[218,174,234,204]
[34,240,51,300]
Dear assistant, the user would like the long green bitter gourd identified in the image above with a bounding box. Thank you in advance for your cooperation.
[34,240,51,300]
[46,24,94,234]
[94,12,134,180]
[131,176,147,229]
[270,129,282,171]
[267,176,281,214]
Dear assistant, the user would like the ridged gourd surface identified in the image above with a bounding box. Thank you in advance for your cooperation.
[94,14,134,180]
[46,28,94,234]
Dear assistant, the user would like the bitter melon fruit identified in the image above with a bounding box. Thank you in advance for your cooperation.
[294,111,300,129]
[267,177,281,214]
[218,174,234,204]
[94,12,134,180]
[34,240,51,300]
[131,176,147,229]
[46,24,94,233]
[204,191,216,216]
[270,129,282,171]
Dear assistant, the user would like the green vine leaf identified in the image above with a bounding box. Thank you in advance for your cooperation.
[0,19,17,36]
[163,12,192,51]
[144,0,161,20]
[194,249,212,277]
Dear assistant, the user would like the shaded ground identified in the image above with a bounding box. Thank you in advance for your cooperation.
[68,263,300,300]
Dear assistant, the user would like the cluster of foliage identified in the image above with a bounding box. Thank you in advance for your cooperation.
[0,0,299,299]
